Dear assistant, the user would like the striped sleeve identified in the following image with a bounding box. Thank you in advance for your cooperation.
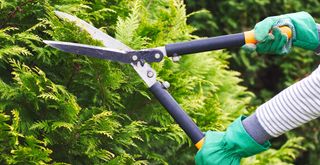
[256,65,320,137]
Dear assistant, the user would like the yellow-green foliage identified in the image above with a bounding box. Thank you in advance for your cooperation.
[0,0,304,164]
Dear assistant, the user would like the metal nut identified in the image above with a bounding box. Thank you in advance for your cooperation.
[132,55,138,61]
[147,71,154,78]
[155,53,161,59]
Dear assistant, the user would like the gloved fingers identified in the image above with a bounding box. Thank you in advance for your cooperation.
[255,27,289,55]
[260,33,275,43]
[242,43,256,54]
[269,27,283,51]
[272,26,288,42]
[271,27,289,54]
[275,33,289,54]
[256,39,273,54]
[254,17,275,42]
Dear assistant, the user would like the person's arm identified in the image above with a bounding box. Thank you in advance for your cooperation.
[242,13,320,144]
[196,11,320,165]
[243,65,320,143]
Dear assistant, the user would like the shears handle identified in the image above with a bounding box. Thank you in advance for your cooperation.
[157,26,292,149]
[165,26,292,57]
[149,82,205,149]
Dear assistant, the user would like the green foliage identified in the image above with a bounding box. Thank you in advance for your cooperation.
[0,109,53,164]
[0,0,305,164]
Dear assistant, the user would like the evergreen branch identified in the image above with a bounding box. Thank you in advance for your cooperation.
[1,0,35,28]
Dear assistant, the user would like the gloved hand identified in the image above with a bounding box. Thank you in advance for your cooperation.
[243,11,319,55]
[244,27,289,55]
[195,116,270,165]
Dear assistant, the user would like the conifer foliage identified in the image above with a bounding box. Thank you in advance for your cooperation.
[0,0,303,164]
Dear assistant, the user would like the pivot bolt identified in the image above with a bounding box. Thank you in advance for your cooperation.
[155,53,161,59]
[132,55,138,61]
[147,71,154,78]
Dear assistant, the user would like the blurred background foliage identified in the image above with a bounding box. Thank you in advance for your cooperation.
[0,0,316,164]
[185,0,320,164]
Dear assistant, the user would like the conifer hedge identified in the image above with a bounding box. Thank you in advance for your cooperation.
[0,0,305,164]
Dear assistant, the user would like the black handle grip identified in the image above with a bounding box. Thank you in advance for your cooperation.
[149,82,204,144]
[165,33,245,57]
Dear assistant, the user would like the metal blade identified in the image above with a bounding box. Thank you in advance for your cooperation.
[54,11,131,51]
[53,11,157,87]
[44,40,133,63]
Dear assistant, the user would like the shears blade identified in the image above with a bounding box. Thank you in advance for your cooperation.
[50,11,158,87]
[54,11,131,51]
[43,40,133,63]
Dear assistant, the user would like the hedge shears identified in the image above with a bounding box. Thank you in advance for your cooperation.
[44,11,292,149]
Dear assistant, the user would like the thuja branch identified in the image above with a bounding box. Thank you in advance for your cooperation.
[1,0,35,28]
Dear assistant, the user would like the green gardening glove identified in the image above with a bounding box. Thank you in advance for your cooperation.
[246,27,289,55]
[195,116,270,165]
[243,11,319,55]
